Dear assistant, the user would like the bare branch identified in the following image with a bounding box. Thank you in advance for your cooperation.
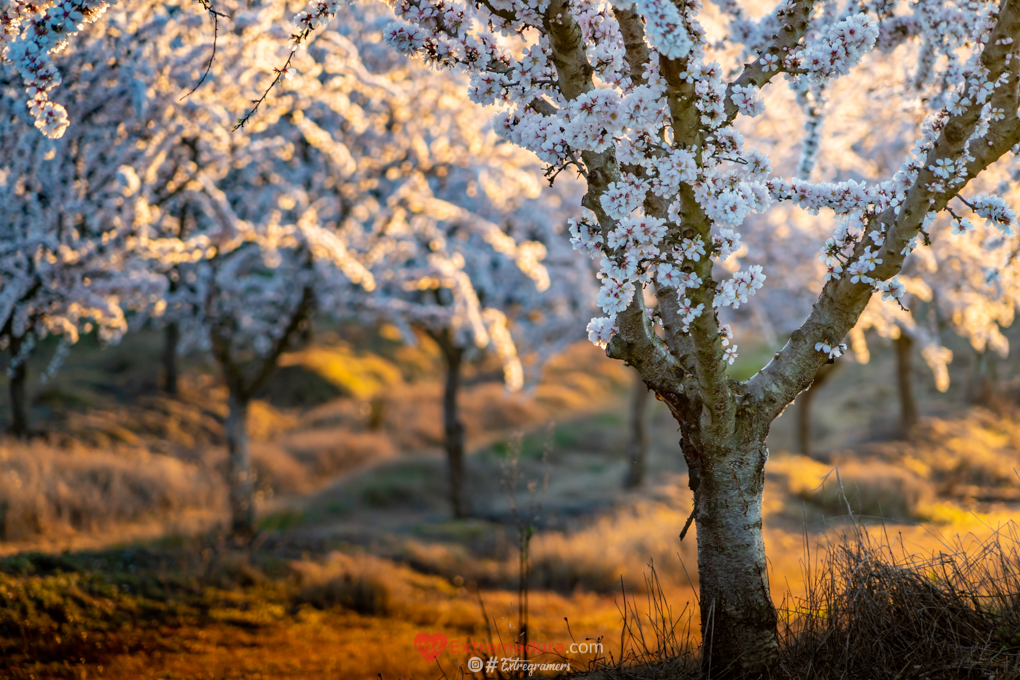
[180,0,228,101]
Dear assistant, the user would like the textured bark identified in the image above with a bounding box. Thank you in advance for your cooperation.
[8,339,28,440]
[693,439,777,680]
[624,371,649,488]
[895,334,919,433]
[162,322,180,396]
[226,390,254,539]
[795,361,839,459]
[437,335,471,519]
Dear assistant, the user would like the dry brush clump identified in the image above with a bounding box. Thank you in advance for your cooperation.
[582,524,1020,680]
[528,501,697,594]
[779,523,1020,679]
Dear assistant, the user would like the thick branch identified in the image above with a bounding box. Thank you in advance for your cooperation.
[613,7,650,86]
[607,298,686,402]
[747,0,1020,424]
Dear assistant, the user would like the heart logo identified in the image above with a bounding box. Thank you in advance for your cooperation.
[414,632,448,663]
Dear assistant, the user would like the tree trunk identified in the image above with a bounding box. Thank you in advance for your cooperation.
[967,350,1000,407]
[8,340,28,440]
[795,360,839,459]
[691,438,778,679]
[624,371,649,488]
[162,322,179,396]
[440,341,470,519]
[896,334,919,434]
[225,390,254,540]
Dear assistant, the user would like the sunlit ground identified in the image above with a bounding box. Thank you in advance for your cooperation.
[1,324,1019,679]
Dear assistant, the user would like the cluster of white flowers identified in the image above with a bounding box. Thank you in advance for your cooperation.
[586,315,617,349]
[875,277,906,301]
[4,0,109,137]
[293,0,345,43]
[633,0,696,60]
[729,84,764,118]
[797,13,879,80]
[969,195,1017,234]
[714,265,765,309]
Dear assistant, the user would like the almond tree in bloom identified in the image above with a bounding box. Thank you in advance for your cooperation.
[118,0,375,539]
[284,0,1020,674]
[362,175,590,517]
[93,0,588,533]
[283,4,593,519]
[0,21,169,437]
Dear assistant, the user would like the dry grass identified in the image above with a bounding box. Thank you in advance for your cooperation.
[0,337,631,545]
[0,441,221,543]
[768,454,937,522]
[581,523,1020,680]
[865,407,1020,501]
[528,500,697,594]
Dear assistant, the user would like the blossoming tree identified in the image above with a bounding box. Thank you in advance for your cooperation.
[279,4,593,519]
[0,21,168,437]
[86,0,589,533]
[363,180,590,517]
[368,0,1020,675]
[118,0,378,539]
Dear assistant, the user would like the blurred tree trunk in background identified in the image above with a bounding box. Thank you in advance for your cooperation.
[896,334,919,434]
[210,287,314,542]
[967,350,1000,408]
[225,390,253,540]
[432,330,471,519]
[624,371,649,488]
[8,337,28,439]
[162,321,179,396]
[796,361,839,459]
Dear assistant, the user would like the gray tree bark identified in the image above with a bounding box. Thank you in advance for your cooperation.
[225,390,253,539]
[896,334,919,433]
[8,338,28,440]
[689,439,776,680]
[624,371,649,488]
[210,286,314,542]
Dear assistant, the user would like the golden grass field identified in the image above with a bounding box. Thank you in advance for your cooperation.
[1,325,1019,679]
